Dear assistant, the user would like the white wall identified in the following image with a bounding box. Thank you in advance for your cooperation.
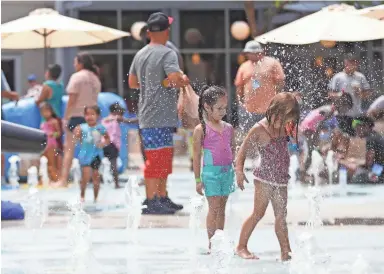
[1,1,55,95]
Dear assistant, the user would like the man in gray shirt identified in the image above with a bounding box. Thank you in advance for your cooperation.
[328,54,371,136]
[129,12,189,215]
[328,54,371,117]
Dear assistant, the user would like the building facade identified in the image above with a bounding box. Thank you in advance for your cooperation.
[2,1,383,113]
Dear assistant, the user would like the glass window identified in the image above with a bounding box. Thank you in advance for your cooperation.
[180,11,225,49]
[78,11,118,50]
[229,10,255,49]
[1,60,15,90]
[373,51,383,91]
[121,10,159,50]
[182,53,225,91]
[122,54,140,113]
[93,54,118,94]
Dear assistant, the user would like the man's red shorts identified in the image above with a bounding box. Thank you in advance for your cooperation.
[141,127,174,179]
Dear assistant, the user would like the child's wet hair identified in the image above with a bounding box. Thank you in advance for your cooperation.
[40,102,58,119]
[198,85,227,137]
[109,102,125,113]
[84,105,101,115]
[265,92,301,142]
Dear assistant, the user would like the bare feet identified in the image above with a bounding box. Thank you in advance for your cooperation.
[281,252,292,262]
[51,180,67,188]
[115,184,122,189]
[80,197,85,203]
[236,247,259,260]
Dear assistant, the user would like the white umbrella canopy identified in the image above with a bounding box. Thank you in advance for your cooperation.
[357,4,384,20]
[1,8,130,49]
[255,4,384,45]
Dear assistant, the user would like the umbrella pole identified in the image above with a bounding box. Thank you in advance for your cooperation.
[44,30,48,69]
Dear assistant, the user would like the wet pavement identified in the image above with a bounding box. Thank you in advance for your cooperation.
[2,227,384,274]
[2,156,384,273]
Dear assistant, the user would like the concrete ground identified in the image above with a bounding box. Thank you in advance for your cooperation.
[2,154,384,273]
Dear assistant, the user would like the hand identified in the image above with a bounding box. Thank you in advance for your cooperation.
[196,182,204,196]
[236,171,249,191]
[10,92,19,101]
[182,74,190,86]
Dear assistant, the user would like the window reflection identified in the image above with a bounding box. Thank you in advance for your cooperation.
[122,54,140,113]
[93,54,118,94]
[78,11,118,50]
[121,10,159,50]
[182,53,225,92]
[180,11,225,49]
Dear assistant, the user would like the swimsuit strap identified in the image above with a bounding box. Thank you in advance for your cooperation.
[257,122,275,140]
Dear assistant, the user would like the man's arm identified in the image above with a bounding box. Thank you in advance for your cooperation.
[272,60,285,93]
[35,85,52,106]
[128,55,140,89]
[234,66,246,105]
[128,74,140,89]
[328,75,341,101]
[163,51,189,88]
[356,74,371,100]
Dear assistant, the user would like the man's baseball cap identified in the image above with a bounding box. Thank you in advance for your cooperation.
[243,41,264,54]
[147,12,174,32]
[27,74,37,81]
[344,53,358,61]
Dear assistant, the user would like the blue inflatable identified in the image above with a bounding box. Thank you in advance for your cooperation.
[3,92,138,178]
[1,200,25,220]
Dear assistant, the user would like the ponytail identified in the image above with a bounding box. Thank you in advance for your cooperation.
[198,93,206,138]
[198,85,212,139]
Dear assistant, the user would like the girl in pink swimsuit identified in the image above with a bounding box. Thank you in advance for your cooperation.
[40,103,62,182]
[235,92,300,262]
[193,85,235,251]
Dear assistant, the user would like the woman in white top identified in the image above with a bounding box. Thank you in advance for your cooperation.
[54,52,101,187]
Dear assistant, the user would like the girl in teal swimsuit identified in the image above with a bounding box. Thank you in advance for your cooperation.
[74,106,110,203]
[193,85,236,251]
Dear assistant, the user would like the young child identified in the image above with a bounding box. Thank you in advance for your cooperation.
[192,85,235,251]
[235,92,300,261]
[300,93,353,172]
[40,102,62,182]
[102,102,138,188]
[74,106,110,202]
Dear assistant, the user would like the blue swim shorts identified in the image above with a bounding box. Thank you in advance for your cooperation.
[201,165,235,197]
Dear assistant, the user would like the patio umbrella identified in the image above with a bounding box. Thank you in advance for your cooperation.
[255,4,384,45]
[1,8,130,66]
[357,4,384,20]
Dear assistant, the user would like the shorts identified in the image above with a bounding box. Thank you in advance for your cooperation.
[141,127,174,179]
[68,116,86,132]
[336,115,354,136]
[103,143,119,160]
[81,156,101,170]
[202,165,235,197]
